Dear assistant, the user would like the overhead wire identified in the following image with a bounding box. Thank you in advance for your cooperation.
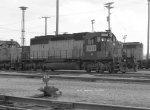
[1,1,142,35]
[0,26,44,34]
[0,8,104,34]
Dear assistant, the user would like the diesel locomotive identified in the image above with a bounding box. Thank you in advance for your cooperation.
[0,31,141,73]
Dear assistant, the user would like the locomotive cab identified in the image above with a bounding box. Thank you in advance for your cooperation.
[83,32,121,60]
[82,31,122,73]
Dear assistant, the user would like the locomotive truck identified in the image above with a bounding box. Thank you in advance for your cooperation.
[0,31,140,73]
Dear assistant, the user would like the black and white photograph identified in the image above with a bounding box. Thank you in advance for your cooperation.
[0,0,150,110]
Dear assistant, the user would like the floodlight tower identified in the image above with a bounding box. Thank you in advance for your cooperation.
[147,0,150,59]
[42,17,50,36]
[104,2,114,31]
[19,6,28,46]
[123,35,127,43]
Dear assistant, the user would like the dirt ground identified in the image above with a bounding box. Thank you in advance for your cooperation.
[0,75,150,108]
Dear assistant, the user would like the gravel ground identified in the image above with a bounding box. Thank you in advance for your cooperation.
[0,76,150,108]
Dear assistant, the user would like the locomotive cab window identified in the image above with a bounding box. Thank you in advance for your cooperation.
[101,37,109,42]
[88,39,92,45]
[88,38,95,45]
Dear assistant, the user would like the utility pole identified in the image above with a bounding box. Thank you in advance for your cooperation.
[104,2,114,31]
[56,0,59,36]
[123,35,127,43]
[91,19,95,32]
[42,17,50,36]
[147,0,150,60]
[19,6,28,47]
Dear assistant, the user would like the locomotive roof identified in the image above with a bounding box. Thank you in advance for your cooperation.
[30,31,117,45]
[123,42,142,45]
[30,32,88,45]
[83,32,111,39]
[0,40,20,48]
[123,42,143,48]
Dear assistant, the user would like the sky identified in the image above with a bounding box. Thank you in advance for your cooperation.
[0,0,148,54]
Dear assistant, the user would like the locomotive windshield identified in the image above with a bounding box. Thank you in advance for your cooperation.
[100,32,117,42]
[97,37,112,42]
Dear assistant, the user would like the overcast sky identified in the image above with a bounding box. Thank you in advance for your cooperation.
[0,0,148,54]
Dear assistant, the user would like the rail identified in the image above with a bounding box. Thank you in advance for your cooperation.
[1,73,150,83]
[0,95,150,110]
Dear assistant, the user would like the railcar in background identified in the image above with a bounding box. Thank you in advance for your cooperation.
[0,40,21,70]
[0,40,31,70]
[122,42,143,69]
[123,42,143,61]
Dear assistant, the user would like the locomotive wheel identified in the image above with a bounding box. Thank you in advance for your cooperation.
[108,69,113,74]
[99,70,104,74]
[96,70,104,73]
[107,62,114,74]
[122,71,126,73]
[96,70,99,73]
[134,67,137,72]
[120,67,126,73]
[86,68,91,73]
[108,65,114,74]
[51,69,55,72]
[113,70,118,73]
[133,64,138,72]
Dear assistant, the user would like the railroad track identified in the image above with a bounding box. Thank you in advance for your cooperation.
[3,69,150,76]
[1,72,150,84]
[0,95,149,110]
[0,74,150,83]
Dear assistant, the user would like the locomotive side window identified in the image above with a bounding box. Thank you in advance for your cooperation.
[88,38,95,45]
[88,39,92,45]
[91,39,94,44]
[88,39,91,45]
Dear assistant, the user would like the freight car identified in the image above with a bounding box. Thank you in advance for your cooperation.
[29,31,138,73]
